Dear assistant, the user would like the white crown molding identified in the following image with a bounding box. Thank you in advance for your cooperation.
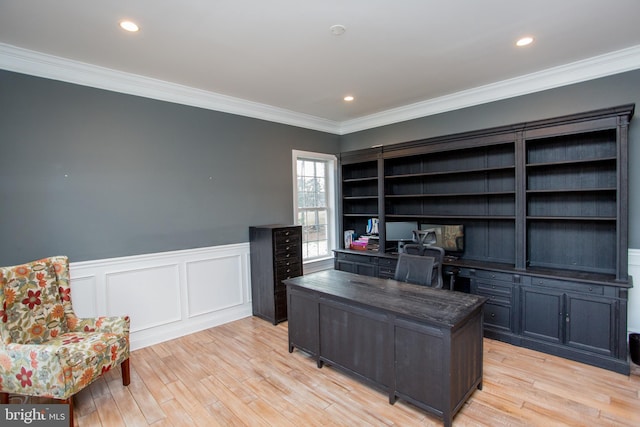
[2,42,640,136]
[339,44,640,135]
[0,43,340,134]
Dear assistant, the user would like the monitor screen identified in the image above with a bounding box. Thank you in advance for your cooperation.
[385,221,418,241]
[421,224,464,252]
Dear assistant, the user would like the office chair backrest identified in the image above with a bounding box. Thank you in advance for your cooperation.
[400,244,445,288]
[394,253,435,286]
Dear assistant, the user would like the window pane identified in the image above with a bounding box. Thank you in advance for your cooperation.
[307,241,319,258]
[295,153,334,261]
[317,224,328,239]
[318,210,327,224]
[318,240,328,256]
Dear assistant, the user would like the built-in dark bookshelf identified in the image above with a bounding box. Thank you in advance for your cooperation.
[334,104,634,374]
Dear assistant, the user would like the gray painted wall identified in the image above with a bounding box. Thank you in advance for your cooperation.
[341,69,640,249]
[0,70,340,264]
[2,68,639,265]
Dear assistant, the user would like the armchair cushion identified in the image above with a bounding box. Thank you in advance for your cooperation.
[0,328,129,399]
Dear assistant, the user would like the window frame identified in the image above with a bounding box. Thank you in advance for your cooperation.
[292,150,338,263]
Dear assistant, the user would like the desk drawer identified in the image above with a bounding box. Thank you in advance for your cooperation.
[471,270,516,283]
[378,257,397,267]
[529,277,604,295]
[336,252,375,264]
[378,267,396,279]
[476,281,512,299]
[484,302,511,330]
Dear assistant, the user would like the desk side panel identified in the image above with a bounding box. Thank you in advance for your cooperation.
[319,300,390,387]
[287,287,319,356]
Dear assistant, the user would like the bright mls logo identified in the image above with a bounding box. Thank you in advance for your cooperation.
[2,404,68,426]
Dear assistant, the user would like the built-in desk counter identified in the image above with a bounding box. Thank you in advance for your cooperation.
[284,269,487,427]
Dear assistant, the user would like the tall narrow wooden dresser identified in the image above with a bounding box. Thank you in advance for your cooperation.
[249,224,302,324]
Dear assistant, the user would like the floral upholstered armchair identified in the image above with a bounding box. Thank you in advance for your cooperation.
[0,256,130,420]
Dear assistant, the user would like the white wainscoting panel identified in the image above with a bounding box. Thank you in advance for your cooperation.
[186,256,244,317]
[68,275,97,317]
[69,243,252,350]
[106,264,182,332]
[628,249,640,334]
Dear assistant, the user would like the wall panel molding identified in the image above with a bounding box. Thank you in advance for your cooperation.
[69,243,252,350]
[628,249,640,334]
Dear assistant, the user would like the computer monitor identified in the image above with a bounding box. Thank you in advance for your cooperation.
[421,224,464,254]
[385,221,418,252]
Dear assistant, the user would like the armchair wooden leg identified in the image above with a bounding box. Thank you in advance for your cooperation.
[0,392,8,404]
[121,358,131,386]
[60,397,73,427]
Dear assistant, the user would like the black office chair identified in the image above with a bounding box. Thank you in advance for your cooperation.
[394,253,435,287]
[403,234,445,288]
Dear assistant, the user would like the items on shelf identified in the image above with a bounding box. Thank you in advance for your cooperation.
[350,235,379,252]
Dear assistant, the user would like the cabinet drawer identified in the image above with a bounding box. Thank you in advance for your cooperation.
[336,252,375,264]
[378,267,396,279]
[476,281,512,299]
[481,293,511,306]
[378,257,397,267]
[274,228,300,244]
[483,303,511,330]
[274,290,287,320]
[275,244,300,260]
[276,262,302,279]
[529,277,604,295]
[471,270,517,283]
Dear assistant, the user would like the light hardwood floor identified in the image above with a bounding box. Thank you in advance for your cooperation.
[25,316,640,426]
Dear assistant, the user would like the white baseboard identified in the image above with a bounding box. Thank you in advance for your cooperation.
[69,244,252,351]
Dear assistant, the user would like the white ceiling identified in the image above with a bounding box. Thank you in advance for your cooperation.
[2,0,640,134]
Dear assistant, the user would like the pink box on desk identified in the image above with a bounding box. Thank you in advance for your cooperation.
[350,242,368,250]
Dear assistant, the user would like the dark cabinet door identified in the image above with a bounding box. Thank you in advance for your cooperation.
[565,294,616,357]
[521,286,617,357]
[520,287,563,344]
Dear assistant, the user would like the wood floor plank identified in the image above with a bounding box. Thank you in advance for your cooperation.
[125,366,167,424]
[105,375,150,427]
[50,316,639,426]
[92,393,126,427]
[157,398,194,427]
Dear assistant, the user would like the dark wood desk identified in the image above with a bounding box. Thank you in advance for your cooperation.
[284,269,487,427]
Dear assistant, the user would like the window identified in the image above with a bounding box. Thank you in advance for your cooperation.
[292,150,337,261]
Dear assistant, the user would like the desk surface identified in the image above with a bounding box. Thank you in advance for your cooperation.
[284,269,486,327]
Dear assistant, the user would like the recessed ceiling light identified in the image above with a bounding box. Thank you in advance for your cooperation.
[119,21,140,32]
[330,24,346,36]
[516,36,534,47]
[344,95,354,102]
